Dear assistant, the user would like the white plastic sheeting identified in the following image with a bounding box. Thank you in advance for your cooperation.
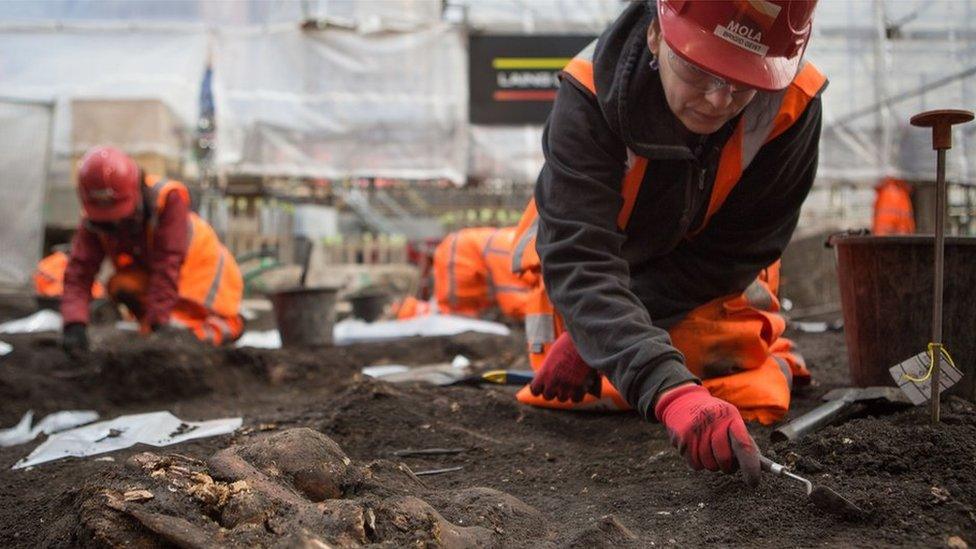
[0,410,100,448]
[0,100,52,290]
[0,0,439,29]
[0,310,63,334]
[0,0,973,212]
[333,314,510,345]
[0,27,208,159]
[809,1,976,184]
[236,314,510,349]
[12,411,242,469]
[0,0,304,26]
[308,0,443,31]
[449,0,624,34]
[213,23,468,183]
[469,125,545,184]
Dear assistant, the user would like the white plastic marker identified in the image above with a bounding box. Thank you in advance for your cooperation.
[13,411,241,469]
[889,348,963,406]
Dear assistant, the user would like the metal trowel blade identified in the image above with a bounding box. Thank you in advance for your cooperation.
[809,485,865,521]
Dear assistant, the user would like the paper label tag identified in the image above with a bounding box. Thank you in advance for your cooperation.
[888,350,964,405]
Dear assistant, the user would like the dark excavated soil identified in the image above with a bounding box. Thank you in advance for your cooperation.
[0,324,972,547]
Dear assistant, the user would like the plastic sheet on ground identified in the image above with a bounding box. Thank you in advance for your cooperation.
[362,354,469,379]
[333,314,510,346]
[13,411,242,470]
[361,364,410,377]
[235,329,282,349]
[0,310,62,334]
[0,410,99,447]
[0,340,11,356]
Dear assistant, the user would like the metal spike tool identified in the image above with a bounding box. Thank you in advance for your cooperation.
[908,109,974,424]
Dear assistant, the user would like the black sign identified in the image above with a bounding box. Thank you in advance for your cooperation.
[469,34,597,125]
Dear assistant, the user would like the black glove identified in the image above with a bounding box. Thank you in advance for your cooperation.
[62,322,89,356]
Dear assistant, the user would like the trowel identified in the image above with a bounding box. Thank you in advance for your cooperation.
[761,455,863,520]
[770,386,910,442]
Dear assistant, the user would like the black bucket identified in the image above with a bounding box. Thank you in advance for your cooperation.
[349,291,388,323]
[832,234,976,400]
[268,286,339,347]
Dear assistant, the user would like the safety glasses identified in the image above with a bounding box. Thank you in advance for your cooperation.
[664,44,755,95]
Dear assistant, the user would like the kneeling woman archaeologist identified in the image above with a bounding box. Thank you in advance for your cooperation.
[516,0,825,485]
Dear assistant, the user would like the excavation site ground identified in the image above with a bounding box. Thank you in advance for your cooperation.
[1,327,973,547]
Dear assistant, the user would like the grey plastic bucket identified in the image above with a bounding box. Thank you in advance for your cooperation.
[269,286,339,347]
[831,234,976,400]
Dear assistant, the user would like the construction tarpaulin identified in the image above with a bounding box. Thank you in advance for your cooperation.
[449,0,623,34]
[0,27,208,159]
[214,23,468,183]
[0,100,52,290]
[809,1,975,185]
[468,125,544,183]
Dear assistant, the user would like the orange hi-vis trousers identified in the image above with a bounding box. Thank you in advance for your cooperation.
[107,265,243,346]
[516,261,809,425]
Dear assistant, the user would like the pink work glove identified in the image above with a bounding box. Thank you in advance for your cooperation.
[529,332,601,402]
[654,384,761,487]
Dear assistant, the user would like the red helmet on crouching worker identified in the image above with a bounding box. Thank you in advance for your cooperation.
[658,0,818,91]
[77,146,140,222]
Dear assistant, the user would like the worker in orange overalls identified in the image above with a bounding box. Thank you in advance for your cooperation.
[61,146,243,354]
[433,226,530,320]
[872,176,916,235]
[395,227,531,321]
[34,246,106,299]
[513,0,825,486]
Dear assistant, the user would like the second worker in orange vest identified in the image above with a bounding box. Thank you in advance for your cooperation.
[61,146,244,353]
[433,226,531,320]
[514,0,826,486]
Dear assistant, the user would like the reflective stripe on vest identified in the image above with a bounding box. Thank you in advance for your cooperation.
[743,279,775,311]
[204,247,227,309]
[773,355,793,391]
[446,233,460,307]
[562,39,597,93]
[511,214,538,274]
[525,312,556,353]
[482,228,500,302]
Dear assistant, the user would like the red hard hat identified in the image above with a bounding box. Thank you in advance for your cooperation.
[658,0,818,91]
[77,146,140,222]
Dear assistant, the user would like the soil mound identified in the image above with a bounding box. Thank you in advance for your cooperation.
[774,397,976,544]
[71,428,549,547]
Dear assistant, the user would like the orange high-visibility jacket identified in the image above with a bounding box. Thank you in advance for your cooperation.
[872,177,915,235]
